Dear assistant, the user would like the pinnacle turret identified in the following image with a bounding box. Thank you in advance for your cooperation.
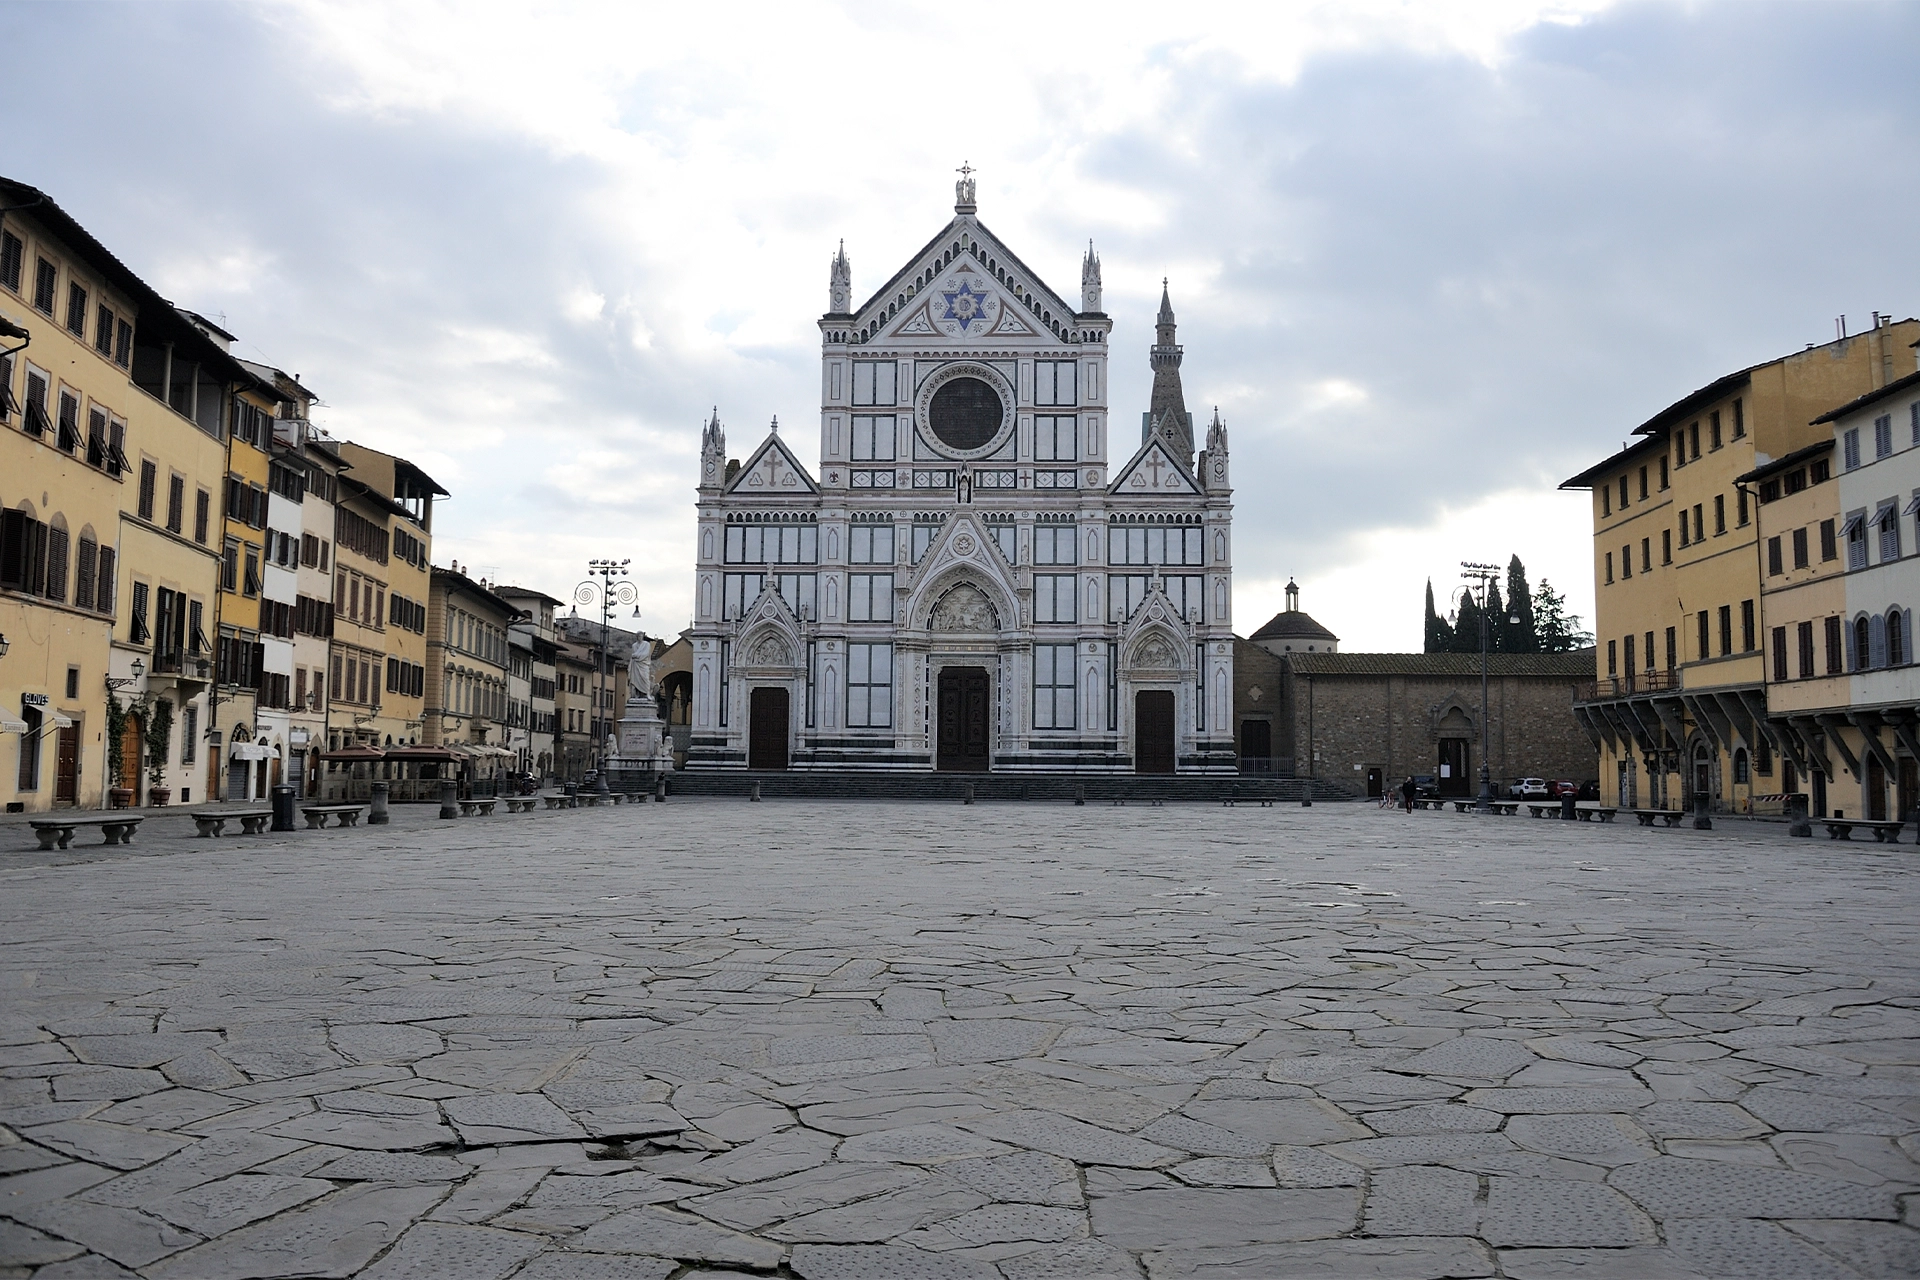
[828,240,852,314]
[1081,241,1102,314]
[1146,280,1193,463]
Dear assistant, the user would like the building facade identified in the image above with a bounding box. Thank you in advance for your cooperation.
[1562,319,1920,812]
[424,565,516,792]
[495,585,561,778]
[686,179,1235,775]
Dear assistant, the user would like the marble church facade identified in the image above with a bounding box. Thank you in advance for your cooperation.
[685,177,1235,774]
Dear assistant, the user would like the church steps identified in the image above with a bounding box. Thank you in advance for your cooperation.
[646,771,1357,804]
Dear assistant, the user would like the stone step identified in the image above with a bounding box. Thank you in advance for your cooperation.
[643,771,1359,804]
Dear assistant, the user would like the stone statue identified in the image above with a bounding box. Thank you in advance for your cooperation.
[628,636,654,701]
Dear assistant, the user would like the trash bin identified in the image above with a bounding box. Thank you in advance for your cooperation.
[439,779,460,820]
[1561,793,1577,821]
[270,784,297,832]
[1692,792,1713,831]
[1786,792,1811,838]
[368,781,390,826]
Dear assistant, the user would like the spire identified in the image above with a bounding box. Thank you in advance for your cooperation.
[828,240,852,314]
[699,408,727,491]
[1081,241,1102,313]
[1146,280,1194,463]
[1285,578,1300,612]
[954,161,977,214]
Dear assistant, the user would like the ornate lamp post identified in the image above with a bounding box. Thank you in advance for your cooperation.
[573,558,638,793]
[1459,562,1521,815]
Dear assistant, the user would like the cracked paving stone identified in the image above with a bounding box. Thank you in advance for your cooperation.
[264,1109,458,1151]
[1497,1247,1706,1279]
[1504,1113,1657,1166]
[1142,1235,1495,1279]
[315,1150,471,1182]
[1479,1177,1656,1247]
[1,1196,199,1269]
[1362,1104,1504,1136]
[1608,1157,1901,1219]
[21,1120,192,1170]
[939,1151,1082,1206]
[903,1201,1085,1246]
[356,1221,546,1280]
[0,1219,86,1266]
[996,1239,1143,1279]
[1363,1165,1479,1236]
[834,1123,1012,1164]
[1180,1097,1370,1145]
[959,1110,1181,1168]
[788,1242,1002,1279]
[443,1092,586,1144]
[1170,1157,1275,1186]
[684,1161,925,1230]
[1664,1217,1866,1280]
[1397,1036,1539,1080]
[141,1183,447,1280]
[512,1255,678,1280]
[571,1206,785,1268]
[149,1172,333,1237]
[1088,1187,1359,1249]
[1783,1218,1920,1278]
[771,1177,988,1242]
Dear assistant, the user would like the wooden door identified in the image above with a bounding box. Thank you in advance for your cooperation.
[54,726,79,806]
[1134,690,1175,775]
[1366,767,1383,798]
[120,714,143,795]
[1867,755,1888,821]
[1239,719,1270,773]
[936,667,991,773]
[1438,739,1469,796]
[1899,758,1918,824]
[747,687,789,771]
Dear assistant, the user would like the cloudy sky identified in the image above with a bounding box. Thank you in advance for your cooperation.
[5,1,1915,647]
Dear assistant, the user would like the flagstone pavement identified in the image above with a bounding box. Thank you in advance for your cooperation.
[0,798,1916,1279]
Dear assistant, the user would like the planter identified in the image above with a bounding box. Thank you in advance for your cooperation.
[108,788,134,810]
[147,787,171,808]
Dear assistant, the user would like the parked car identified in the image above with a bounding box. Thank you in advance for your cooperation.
[1549,780,1580,798]
[1577,779,1601,800]
[1510,778,1550,799]
[1411,775,1439,800]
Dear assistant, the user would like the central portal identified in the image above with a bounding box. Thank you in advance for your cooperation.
[748,687,790,771]
[1135,690,1176,774]
[936,666,991,772]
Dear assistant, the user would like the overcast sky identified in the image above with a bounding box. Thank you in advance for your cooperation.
[5,1,1915,647]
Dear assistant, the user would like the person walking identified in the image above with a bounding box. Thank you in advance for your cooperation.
[1400,776,1416,813]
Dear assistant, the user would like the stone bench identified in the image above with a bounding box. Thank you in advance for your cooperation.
[1575,807,1618,823]
[1630,809,1685,827]
[1527,804,1558,819]
[187,809,272,837]
[300,804,366,829]
[506,798,536,813]
[30,816,143,851]
[543,795,573,810]
[458,800,497,817]
[1824,818,1904,843]
[1492,802,1520,816]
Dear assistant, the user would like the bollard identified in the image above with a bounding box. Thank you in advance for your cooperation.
[1692,792,1712,831]
[271,783,298,832]
[1787,793,1811,838]
[963,783,974,805]
[1561,793,1577,821]
[1301,788,1312,807]
[366,781,389,826]
[749,780,761,802]
[655,777,667,803]
[1074,785,1084,807]
[439,779,460,819]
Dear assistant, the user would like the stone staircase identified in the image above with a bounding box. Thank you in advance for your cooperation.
[650,771,1359,805]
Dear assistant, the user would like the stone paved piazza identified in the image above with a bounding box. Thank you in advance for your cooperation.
[0,801,1915,1279]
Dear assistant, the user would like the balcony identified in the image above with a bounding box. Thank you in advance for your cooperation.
[1577,670,1680,701]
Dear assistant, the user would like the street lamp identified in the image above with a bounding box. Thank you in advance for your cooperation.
[1459,562,1521,815]
[574,558,638,793]
[105,657,145,693]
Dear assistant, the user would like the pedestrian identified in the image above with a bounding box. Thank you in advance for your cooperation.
[1401,776,1416,812]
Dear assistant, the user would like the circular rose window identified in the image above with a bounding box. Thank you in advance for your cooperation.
[928,376,1004,451]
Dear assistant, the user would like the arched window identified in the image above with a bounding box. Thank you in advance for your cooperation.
[1891,610,1907,667]
[1733,748,1750,784]
[1855,616,1873,670]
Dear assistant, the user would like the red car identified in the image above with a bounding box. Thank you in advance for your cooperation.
[1550,781,1580,798]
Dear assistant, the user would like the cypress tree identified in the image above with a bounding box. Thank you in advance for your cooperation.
[1423,579,1453,653]
[1486,581,1507,652]
[1506,555,1538,653]
[1450,590,1483,653]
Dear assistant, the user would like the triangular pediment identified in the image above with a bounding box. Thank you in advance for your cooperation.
[726,431,818,496]
[1109,430,1199,496]
[901,514,1022,630]
[852,217,1081,343]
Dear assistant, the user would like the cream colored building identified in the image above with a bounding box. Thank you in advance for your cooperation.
[1563,318,1920,813]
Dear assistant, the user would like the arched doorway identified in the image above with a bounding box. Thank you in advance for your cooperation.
[1134,690,1176,775]
[936,667,991,773]
[748,687,789,771]
[1692,744,1712,808]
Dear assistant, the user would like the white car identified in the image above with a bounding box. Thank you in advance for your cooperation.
[1511,778,1550,799]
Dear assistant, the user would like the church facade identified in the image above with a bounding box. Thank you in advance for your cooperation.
[685,176,1235,774]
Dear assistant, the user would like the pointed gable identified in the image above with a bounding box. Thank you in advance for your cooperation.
[1109,429,1200,496]
[726,429,818,496]
[851,217,1083,344]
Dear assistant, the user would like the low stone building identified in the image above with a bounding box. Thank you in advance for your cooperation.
[1234,634,1597,798]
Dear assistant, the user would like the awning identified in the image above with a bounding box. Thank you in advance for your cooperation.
[228,742,274,761]
[321,747,385,762]
[0,712,27,734]
[1840,513,1865,537]
[1904,493,1920,517]
[386,746,459,762]
[48,710,74,729]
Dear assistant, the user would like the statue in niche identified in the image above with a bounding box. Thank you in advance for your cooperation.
[930,583,997,633]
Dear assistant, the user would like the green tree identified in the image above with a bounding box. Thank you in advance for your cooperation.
[1504,555,1539,653]
[1534,579,1593,652]
[1423,579,1452,653]
[1449,588,1483,653]
[1485,580,1508,652]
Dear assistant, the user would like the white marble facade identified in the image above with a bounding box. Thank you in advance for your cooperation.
[687,177,1235,774]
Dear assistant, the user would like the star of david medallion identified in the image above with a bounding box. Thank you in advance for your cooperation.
[935,279,998,337]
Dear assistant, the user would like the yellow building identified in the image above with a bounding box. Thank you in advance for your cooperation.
[1,178,259,812]
[1563,318,1920,813]
[423,564,517,795]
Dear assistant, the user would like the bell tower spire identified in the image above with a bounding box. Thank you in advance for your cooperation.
[828,240,852,314]
[1081,241,1102,314]
[1146,279,1194,464]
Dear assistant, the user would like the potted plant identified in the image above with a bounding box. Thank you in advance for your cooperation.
[143,697,174,806]
[105,693,134,809]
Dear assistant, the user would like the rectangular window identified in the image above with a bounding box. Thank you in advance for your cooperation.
[166,475,185,534]
[1620,544,1631,579]
[1718,604,1733,657]
[1035,361,1078,407]
[846,642,892,728]
[1033,643,1077,729]
[721,572,763,620]
[1741,599,1755,652]
[1689,422,1700,459]
[1033,524,1077,565]
[105,418,126,476]
[1607,639,1617,677]
[1880,506,1902,562]
[1875,414,1893,459]
[181,706,196,765]
[222,539,239,593]
[1618,476,1629,510]
[95,546,114,616]
[984,522,1016,564]
[1767,536,1783,576]
[0,230,20,292]
[1641,538,1651,574]
[1661,528,1671,564]
[1638,466,1648,501]
[851,361,896,406]
[55,390,80,452]
[1820,518,1837,561]
[85,407,106,467]
[1665,626,1676,671]
[1034,415,1077,462]
[1644,630,1655,669]
[1825,615,1843,674]
[115,318,132,368]
[1846,514,1868,569]
[1844,428,1861,470]
[850,415,895,461]
[1774,626,1789,681]
[1732,397,1745,438]
[1791,527,1808,569]
[43,525,67,603]
[846,573,892,622]
[131,580,151,645]
[32,258,56,314]
[137,459,157,520]
[1658,456,1669,489]
[911,524,938,565]
[1603,552,1613,584]
[243,548,261,597]
[1693,504,1704,542]
[1623,633,1635,676]
[1713,494,1726,534]
[1797,621,1815,679]
[1709,410,1722,451]
[75,536,97,610]
[1678,510,1688,546]
[1737,487,1749,527]
[65,282,87,336]
[1034,574,1076,623]
[1601,486,1611,517]
[1697,610,1709,661]
[94,303,114,355]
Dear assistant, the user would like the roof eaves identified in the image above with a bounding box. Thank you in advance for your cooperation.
[1559,432,1669,490]
[1630,368,1757,438]
[1734,438,1835,484]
